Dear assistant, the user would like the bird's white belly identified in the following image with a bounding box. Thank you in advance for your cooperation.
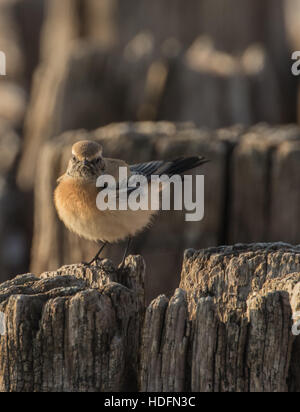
[61,207,156,243]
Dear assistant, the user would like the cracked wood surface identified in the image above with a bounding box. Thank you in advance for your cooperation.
[140,243,300,392]
[0,256,145,392]
[0,243,299,392]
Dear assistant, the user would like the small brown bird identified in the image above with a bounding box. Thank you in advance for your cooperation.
[54,140,208,266]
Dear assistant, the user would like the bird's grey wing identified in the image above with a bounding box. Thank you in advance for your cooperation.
[116,157,209,195]
[113,161,165,195]
[130,160,165,180]
[130,157,208,178]
[98,160,167,198]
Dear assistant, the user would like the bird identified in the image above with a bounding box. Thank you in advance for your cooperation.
[54,140,208,267]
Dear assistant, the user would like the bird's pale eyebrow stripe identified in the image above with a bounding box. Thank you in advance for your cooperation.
[88,151,103,160]
[71,148,102,160]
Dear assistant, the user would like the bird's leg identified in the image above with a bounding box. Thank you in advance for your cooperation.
[119,237,132,269]
[85,242,107,265]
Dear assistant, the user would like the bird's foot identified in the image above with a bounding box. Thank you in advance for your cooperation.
[118,261,125,272]
[82,243,108,266]
[117,237,132,273]
[117,257,131,279]
[118,255,128,271]
[82,257,104,266]
[117,261,129,286]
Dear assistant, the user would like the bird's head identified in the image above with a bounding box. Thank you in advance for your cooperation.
[67,140,105,179]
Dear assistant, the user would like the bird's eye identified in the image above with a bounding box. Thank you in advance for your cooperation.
[94,157,102,165]
[72,155,77,162]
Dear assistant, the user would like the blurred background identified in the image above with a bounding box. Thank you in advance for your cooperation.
[1,0,300,301]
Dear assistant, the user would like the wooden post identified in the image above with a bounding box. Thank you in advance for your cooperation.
[0,243,299,392]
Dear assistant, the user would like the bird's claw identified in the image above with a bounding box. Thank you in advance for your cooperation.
[82,257,104,266]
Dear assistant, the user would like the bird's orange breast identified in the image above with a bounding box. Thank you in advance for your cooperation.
[54,176,99,226]
[54,174,156,243]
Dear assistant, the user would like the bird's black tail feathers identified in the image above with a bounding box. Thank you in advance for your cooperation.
[156,156,209,177]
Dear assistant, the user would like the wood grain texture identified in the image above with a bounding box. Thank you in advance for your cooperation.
[0,243,299,392]
[141,243,300,392]
[0,255,145,392]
